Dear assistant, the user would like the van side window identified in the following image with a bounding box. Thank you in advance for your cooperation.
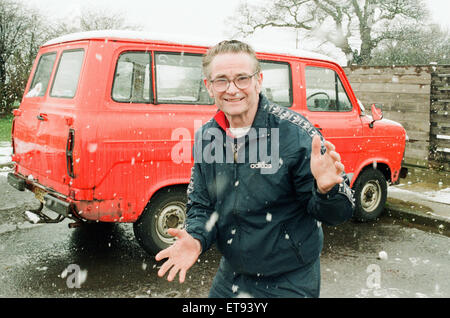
[112,52,151,103]
[305,66,352,112]
[155,53,213,105]
[260,61,292,107]
[26,52,57,97]
[50,50,84,98]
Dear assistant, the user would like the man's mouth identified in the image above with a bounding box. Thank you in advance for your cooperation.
[224,97,245,102]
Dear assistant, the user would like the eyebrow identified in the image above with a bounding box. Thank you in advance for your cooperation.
[211,72,252,80]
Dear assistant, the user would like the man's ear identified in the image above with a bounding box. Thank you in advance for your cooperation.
[204,78,214,98]
[256,72,263,94]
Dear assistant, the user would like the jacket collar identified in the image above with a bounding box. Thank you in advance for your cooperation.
[213,93,270,135]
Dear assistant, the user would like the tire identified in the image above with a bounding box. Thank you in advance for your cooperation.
[353,168,387,222]
[133,187,187,255]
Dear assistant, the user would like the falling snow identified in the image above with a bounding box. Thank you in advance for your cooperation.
[205,211,219,232]
[378,251,388,260]
[87,143,98,153]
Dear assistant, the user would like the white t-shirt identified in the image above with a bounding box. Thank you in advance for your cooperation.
[229,126,251,139]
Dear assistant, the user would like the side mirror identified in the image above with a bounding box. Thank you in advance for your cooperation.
[369,103,383,128]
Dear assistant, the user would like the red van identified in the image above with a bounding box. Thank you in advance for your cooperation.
[7,31,407,255]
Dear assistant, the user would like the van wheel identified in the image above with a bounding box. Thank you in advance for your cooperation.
[133,187,187,255]
[353,169,387,222]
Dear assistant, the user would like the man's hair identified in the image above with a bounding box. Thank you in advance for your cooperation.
[202,40,261,79]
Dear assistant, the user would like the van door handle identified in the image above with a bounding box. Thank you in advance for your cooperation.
[37,113,48,121]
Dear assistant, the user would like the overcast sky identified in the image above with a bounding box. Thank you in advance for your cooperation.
[21,0,450,35]
[18,0,450,63]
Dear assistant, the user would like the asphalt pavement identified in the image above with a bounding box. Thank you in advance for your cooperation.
[1,141,449,234]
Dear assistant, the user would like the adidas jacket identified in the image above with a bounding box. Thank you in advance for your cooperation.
[185,93,354,277]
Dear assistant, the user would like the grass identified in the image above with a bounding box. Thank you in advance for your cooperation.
[0,113,13,142]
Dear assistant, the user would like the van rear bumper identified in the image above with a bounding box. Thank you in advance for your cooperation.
[7,172,132,223]
[7,173,26,191]
[7,172,72,218]
[44,194,71,217]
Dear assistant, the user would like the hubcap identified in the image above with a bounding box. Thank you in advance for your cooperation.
[156,202,186,244]
[360,180,382,213]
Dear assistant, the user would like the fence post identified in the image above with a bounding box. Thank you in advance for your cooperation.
[429,65,450,170]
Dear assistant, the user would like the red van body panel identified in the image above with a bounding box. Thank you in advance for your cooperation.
[9,33,407,225]
[14,42,89,197]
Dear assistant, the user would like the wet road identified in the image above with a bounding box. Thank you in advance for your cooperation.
[0,220,220,298]
[0,214,449,298]
[1,167,449,298]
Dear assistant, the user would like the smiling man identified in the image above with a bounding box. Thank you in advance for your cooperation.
[155,40,354,298]
[203,49,262,128]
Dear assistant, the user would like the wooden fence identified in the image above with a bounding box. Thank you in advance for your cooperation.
[344,65,450,170]
[430,65,450,169]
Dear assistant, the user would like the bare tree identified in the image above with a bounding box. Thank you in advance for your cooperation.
[230,0,427,65]
[0,0,45,116]
[370,24,450,65]
[0,1,144,117]
[79,8,140,31]
[50,7,143,35]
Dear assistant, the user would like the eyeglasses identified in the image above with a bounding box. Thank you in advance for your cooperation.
[209,71,258,92]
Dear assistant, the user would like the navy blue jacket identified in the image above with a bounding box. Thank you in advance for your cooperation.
[186,94,354,277]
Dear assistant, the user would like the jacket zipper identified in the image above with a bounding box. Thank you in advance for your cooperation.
[232,139,238,214]
[231,138,244,271]
[281,223,304,264]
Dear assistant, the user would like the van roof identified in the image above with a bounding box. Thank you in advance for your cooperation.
[43,30,339,65]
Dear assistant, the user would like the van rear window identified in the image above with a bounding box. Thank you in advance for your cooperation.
[26,52,57,98]
[155,52,213,105]
[112,52,152,103]
[50,50,84,98]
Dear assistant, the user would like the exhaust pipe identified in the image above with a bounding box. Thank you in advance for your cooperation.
[68,222,83,228]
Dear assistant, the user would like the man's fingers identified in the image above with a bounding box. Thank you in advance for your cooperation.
[311,134,322,157]
[179,268,187,283]
[167,227,185,239]
[158,258,174,278]
[324,140,336,152]
[167,264,181,282]
[155,248,168,262]
[335,161,345,173]
[329,150,341,162]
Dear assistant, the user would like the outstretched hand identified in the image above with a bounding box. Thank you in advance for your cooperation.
[155,228,202,283]
[310,134,344,194]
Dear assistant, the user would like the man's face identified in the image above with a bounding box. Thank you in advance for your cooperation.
[205,53,263,124]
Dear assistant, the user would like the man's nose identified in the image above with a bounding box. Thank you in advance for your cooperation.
[226,80,240,94]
